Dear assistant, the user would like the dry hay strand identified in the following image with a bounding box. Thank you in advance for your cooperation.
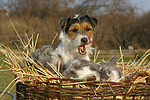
[117,49,150,83]
[0,21,150,99]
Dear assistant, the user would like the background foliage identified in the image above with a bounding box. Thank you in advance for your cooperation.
[0,0,150,50]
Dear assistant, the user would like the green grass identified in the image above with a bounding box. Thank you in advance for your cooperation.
[0,53,16,100]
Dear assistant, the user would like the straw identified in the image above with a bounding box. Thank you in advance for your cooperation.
[0,21,150,99]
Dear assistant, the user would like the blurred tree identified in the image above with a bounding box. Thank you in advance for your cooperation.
[129,12,150,49]
[0,0,149,49]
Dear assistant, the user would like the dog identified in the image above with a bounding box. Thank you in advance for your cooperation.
[63,56,123,81]
[30,15,98,73]
[57,14,97,64]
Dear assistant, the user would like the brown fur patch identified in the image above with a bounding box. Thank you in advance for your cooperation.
[68,22,94,40]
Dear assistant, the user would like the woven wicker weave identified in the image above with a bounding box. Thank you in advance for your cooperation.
[16,71,150,100]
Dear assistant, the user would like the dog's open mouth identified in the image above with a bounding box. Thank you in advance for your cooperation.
[78,45,87,55]
[78,37,92,55]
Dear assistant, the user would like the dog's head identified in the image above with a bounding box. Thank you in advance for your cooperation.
[60,15,97,55]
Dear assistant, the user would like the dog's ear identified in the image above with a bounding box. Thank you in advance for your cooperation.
[84,15,98,28]
[107,56,117,66]
[99,56,117,69]
[60,17,72,32]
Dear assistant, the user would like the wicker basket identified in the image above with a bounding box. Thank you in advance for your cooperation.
[0,34,150,100]
[16,71,150,100]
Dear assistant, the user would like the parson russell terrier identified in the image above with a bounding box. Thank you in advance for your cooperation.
[31,15,123,81]
[31,15,97,71]
[57,14,97,63]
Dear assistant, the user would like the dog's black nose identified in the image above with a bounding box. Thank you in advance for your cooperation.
[81,38,88,44]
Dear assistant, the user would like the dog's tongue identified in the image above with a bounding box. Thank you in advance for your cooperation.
[88,37,92,44]
[78,45,86,55]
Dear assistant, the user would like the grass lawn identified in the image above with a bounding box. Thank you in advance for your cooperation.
[0,53,16,100]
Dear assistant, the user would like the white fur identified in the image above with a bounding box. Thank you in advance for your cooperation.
[110,68,123,81]
[76,66,100,81]
[56,31,93,65]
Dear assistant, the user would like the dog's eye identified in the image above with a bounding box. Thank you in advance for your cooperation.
[85,27,91,31]
[71,28,78,33]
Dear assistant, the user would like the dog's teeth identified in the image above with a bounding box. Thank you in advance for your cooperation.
[78,45,87,55]
[81,47,83,50]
